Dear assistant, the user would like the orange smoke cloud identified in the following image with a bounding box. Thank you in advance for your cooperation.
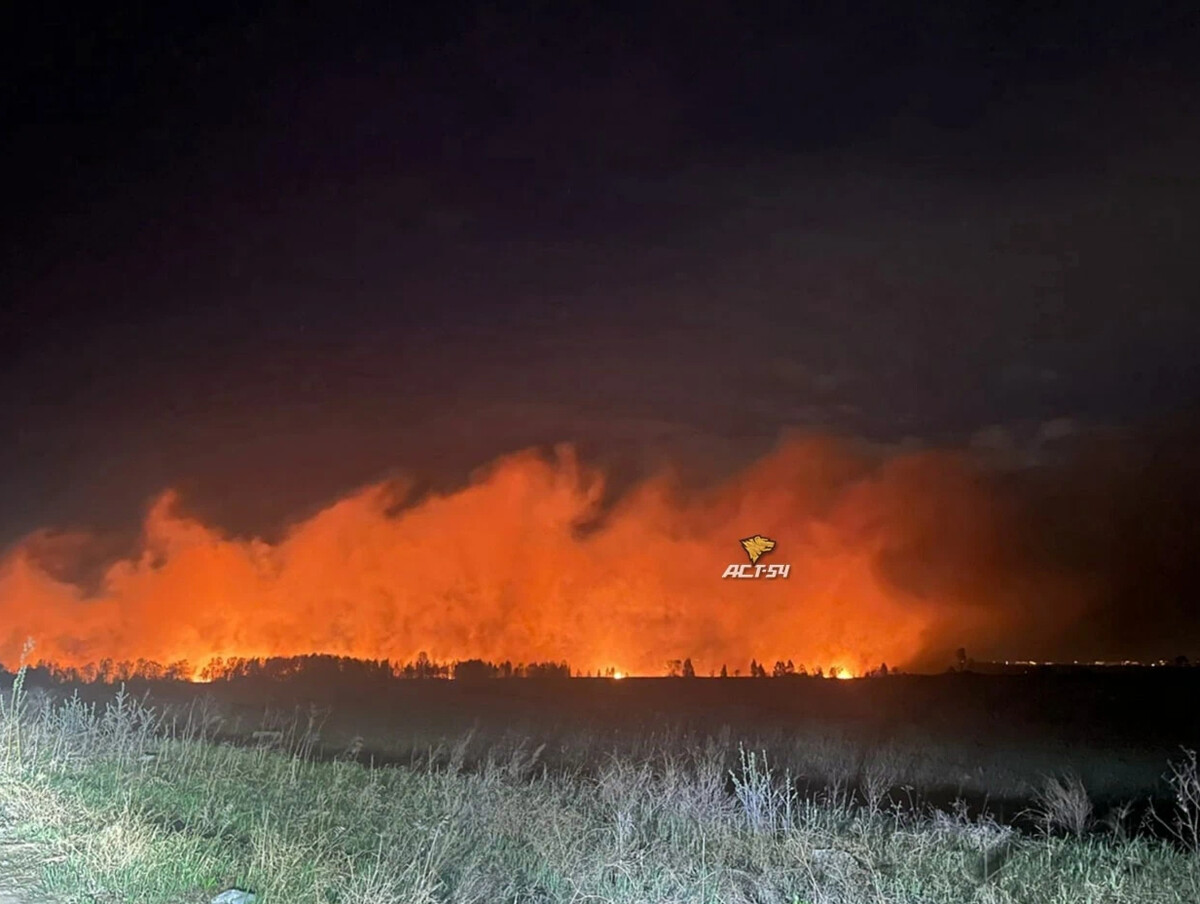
[0,435,1093,677]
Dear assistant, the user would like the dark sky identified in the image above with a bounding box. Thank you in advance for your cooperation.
[5,1,1200,546]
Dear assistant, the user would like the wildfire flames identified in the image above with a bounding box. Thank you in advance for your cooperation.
[0,435,1090,678]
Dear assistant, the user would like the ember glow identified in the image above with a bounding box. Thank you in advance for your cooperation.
[0,435,1090,677]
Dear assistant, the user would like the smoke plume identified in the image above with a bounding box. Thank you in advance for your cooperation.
[3,424,1198,677]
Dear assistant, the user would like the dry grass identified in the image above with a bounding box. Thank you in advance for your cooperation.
[1029,771,1094,837]
[0,667,1197,903]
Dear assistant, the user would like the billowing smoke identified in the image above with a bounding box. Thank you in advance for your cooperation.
[2,424,1198,677]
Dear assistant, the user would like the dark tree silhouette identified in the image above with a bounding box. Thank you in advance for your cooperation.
[453,659,498,681]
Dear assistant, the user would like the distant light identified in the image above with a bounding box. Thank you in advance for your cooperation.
[612,671,625,680]
[835,671,853,680]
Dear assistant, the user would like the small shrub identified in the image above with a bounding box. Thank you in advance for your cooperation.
[1161,746,1200,854]
[730,744,797,833]
[1030,771,1093,837]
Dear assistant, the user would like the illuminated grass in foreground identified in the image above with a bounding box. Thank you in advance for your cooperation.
[0,672,1197,903]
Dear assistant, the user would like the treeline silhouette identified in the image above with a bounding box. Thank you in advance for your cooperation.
[667,658,894,679]
[30,653,574,686]
[23,654,897,687]
[200,653,571,682]
[33,658,194,684]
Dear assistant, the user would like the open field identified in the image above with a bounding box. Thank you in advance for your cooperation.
[44,668,1200,817]
[1,667,1199,902]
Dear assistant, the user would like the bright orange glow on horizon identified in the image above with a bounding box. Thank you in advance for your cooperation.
[0,436,1075,677]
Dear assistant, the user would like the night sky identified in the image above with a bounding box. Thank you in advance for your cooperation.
[4,2,1200,662]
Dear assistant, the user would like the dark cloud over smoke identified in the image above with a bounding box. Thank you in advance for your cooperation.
[1005,415,1200,659]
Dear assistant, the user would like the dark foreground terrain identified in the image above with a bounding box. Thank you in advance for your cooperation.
[17,667,1200,824]
[2,665,1198,902]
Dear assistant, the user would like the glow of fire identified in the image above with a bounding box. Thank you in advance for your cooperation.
[0,437,1041,676]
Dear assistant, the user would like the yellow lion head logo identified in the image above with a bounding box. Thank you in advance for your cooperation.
[739,535,776,565]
